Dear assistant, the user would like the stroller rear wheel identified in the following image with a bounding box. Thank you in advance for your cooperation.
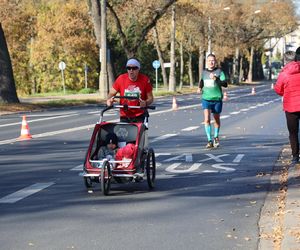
[101,161,112,195]
[146,148,156,189]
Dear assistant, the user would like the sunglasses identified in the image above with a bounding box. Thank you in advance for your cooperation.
[126,66,139,71]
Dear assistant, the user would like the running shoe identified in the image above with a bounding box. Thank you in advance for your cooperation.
[213,137,220,148]
[206,141,213,149]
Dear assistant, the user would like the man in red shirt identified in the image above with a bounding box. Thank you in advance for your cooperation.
[106,58,154,122]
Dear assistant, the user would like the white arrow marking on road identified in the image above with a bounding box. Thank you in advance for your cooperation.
[0,182,54,204]
[166,163,202,173]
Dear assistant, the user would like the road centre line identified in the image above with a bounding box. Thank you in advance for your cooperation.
[0,182,54,204]
[0,113,77,128]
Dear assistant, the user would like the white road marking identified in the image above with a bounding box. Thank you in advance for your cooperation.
[155,153,171,157]
[202,170,218,173]
[150,133,177,143]
[166,163,202,173]
[181,126,199,131]
[199,154,229,163]
[233,154,245,163]
[211,163,237,173]
[0,114,77,128]
[0,124,96,145]
[70,164,83,171]
[220,115,230,119]
[0,182,54,204]
[230,111,240,115]
[163,154,186,162]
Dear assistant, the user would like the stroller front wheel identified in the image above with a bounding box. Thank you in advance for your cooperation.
[101,161,112,195]
[146,148,156,189]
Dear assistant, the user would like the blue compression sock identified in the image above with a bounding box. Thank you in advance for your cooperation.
[214,127,220,138]
[205,124,212,141]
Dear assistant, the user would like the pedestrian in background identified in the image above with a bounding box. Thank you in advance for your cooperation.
[274,50,300,165]
[197,54,228,149]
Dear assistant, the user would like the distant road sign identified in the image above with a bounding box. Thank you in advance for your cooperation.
[164,62,171,68]
[59,61,66,70]
[152,60,160,69]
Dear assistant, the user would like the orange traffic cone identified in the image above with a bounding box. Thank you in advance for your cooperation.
[18,115,32,140]
[172,96,178,110]
[251,87,256,95]
[223,91,228,101]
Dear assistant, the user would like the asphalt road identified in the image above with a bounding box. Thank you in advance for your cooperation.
[0,82,287,250]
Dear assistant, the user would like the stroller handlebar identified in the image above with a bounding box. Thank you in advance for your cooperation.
[100,96,156,120]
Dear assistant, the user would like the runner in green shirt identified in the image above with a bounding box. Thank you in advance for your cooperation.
[197,54,228,148]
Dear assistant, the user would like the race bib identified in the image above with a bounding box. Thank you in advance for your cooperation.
[204,79,215,88]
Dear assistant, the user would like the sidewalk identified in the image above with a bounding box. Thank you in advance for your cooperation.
[259,145,300,249]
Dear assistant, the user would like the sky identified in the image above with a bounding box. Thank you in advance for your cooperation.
[294,0,300,16]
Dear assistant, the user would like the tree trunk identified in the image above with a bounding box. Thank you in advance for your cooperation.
[188,35,193,88]
[153,26,168,89]
[0,23,19,103]
[239,56,244,82]
[90,0,114,92]
[198,45,204,84]
[188,52,193,88]
[99,0,108,99]
[168,5,176,92]
[233,46,239,84]
[247,46,254,82]
[179,41,183,90]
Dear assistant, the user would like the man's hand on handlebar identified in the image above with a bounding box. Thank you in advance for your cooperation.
[106,97,115,107]
[139,99,147,108]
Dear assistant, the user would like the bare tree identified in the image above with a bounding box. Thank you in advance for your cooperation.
[153,26,168,89]
[107,0,177,58]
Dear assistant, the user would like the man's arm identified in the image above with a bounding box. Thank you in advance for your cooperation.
[215,71,228,87]
[106,88,118,106]
[140,91,154,107]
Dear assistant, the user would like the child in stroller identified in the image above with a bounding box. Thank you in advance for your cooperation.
[98,133,118,160]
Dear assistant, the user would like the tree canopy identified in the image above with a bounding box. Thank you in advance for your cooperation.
[0,0,298,102]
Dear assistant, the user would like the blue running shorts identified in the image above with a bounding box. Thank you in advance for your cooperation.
[201,99,223,114]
